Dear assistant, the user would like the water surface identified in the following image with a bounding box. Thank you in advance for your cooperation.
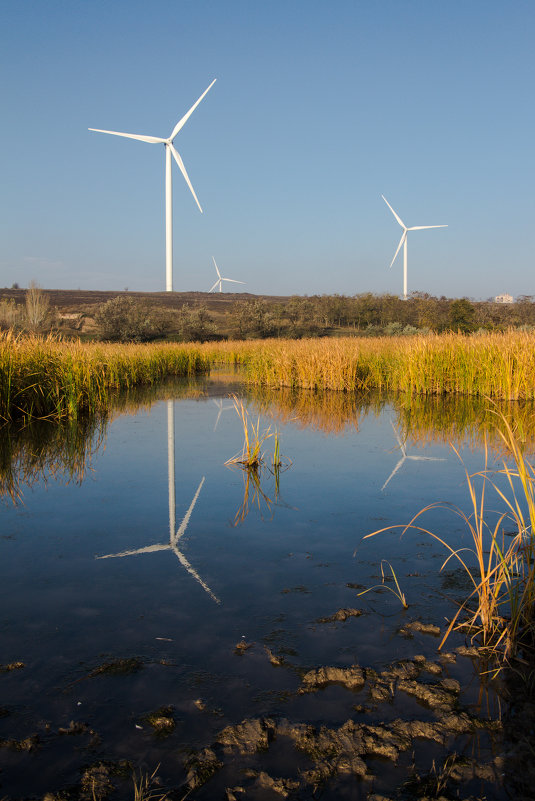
[0,376,528,799]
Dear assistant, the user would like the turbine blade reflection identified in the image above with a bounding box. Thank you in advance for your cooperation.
[382,422,445,491]
[95,402,219,603]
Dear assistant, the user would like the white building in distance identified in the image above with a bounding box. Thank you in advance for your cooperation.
[495,293,514,304]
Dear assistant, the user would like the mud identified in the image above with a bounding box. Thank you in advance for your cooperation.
[184,652,505,798]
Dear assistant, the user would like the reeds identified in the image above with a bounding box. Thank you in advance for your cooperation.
[198,331,535,399]
[4,331,535,423]
[357,560,409,609]
[0,332,210,423]
[363,410,535,658]
[224,395,277,469]
[225,395,290,525]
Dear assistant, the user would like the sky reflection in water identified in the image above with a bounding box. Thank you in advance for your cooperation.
[0,377,528,798]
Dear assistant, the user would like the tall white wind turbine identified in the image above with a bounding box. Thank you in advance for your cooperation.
[209,257,245,293]
[89,80,216,292]
[382,195,447,300]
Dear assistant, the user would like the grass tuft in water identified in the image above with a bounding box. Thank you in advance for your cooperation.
[356,560,409,609]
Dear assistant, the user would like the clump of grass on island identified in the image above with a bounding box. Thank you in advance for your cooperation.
[0,332,210,423]
[198,331,535,399]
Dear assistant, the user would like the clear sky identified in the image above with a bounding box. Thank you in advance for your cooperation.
[1,1,534,298]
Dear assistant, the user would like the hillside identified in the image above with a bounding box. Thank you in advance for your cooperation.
[1,287,533,339]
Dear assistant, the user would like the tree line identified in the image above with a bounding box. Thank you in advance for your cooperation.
[91,292,535,341]
[2,288,535,342]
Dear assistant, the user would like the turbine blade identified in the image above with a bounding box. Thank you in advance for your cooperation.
[169,144,203,213]
[209,280,219,293]
[170,79,217,140]
[408,225,448,231]
[223,278,245,284]
[212,257,222,279]
[382,195,406,229]
[88,128,165,144]
[389,232,406,268]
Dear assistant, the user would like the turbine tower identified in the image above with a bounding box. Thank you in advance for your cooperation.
[89,80,216,292]
[382,195,447,300]
[209,257,245,293]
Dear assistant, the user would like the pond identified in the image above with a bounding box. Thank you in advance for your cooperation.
[0,374,532,800]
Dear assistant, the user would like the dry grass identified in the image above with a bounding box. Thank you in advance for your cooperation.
[0,331,209,423]
[364,409,535,659]
[357,560,409,609]
[224,395,276,469]
[198,331,535,399]
[4,330,535,422]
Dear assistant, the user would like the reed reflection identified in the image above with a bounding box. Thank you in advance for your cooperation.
[244,385,535,455]
[96,400,220,604]
[0,418,105,503]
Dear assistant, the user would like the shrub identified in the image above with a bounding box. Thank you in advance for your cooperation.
[95,296,168,342]
[176,304,217,342]
[25,282,51,332]
[0,299,23,331]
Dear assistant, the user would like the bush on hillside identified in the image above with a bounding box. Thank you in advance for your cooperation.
[176,304,217,342]
[95,296,168,342]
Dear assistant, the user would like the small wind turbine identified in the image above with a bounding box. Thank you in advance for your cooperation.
[382,420,445,491]
[209,257,245,293]
[382,195,447,300]
[89,80,216,292]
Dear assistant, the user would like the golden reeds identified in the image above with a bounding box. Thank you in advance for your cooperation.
[0,332,210,423]
[4,330,535,423]
[198,331,535,399]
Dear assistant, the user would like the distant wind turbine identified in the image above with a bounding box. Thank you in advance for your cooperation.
[382,195,447,300]
[209,257,245,293]
[382,420,445,491]
[89,80,216,292]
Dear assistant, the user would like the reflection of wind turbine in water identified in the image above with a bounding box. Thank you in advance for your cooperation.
[382,421,445,491]
[212,398,234,432]
[96,401,220,604]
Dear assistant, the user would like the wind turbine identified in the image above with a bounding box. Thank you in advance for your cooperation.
[382,195,447,300]
[382,420,445,491]
[89,80,216,292]
[209,257,245,293]
[96,400,220,604]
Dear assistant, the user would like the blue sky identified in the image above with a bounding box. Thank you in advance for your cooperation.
[1,1,533,298]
